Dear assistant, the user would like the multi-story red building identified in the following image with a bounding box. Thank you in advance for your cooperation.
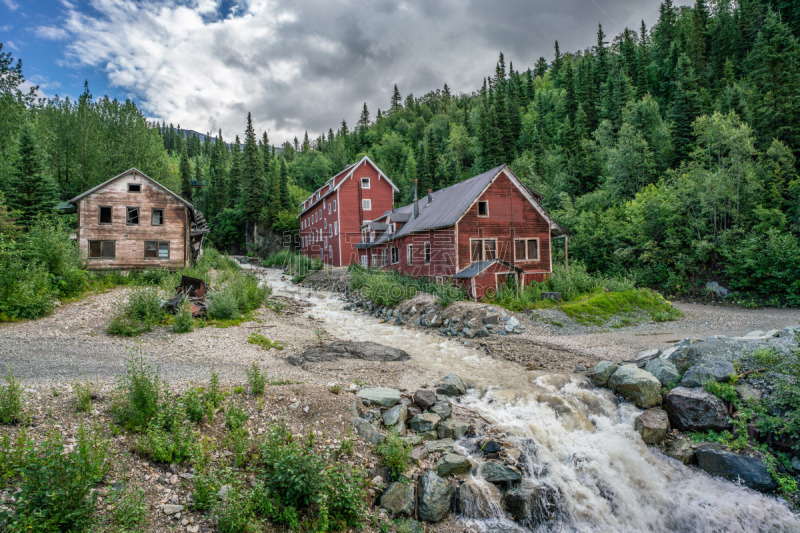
[298,156,397,266]
[356,164,569,298]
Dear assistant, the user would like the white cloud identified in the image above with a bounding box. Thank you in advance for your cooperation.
[34,26,69,40]
[1,0,19,11]
[53,0,688,144]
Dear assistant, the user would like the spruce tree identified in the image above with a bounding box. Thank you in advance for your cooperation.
[242,112,266,224]
[278,158,291,210]
[6,124,57,224]
[390,85,402,112]
[179,147,193,203]
[228,136,242,209]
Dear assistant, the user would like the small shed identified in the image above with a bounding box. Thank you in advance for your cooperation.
[453,260,524,299]
[67,168,209,270]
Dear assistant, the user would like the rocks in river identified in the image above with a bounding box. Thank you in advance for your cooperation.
[437,419,470,440]
[434,453,472,477]
[357,387,402,407]
[383,404,408,427]
[607,364,662,408]
[634,408,670,445]
[664,387,731,432]
[436,374,467,396]
[430,399,452,420]
[680,361,736,388]
[353,417,385,445]
[644,358,681,386]
[381,481,416,516]
[662,437,696,464]
[408,413,441,433]
[413,389,437,410]
[587,361,618,386]
[502,479,561,525]
[660,345,703,373]
[287,340,410,365]
[424,438,456,454]
[457,478,502,519]
[418,471,453,522]
[481,461,522,484]
[695,444,777,492]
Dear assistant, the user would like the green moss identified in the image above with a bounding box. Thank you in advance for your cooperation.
[559,288,682,325]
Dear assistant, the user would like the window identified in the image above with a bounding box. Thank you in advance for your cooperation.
[407,244,413,265]
[151,208,164,226]
[128,183,141,193]
[380,249,388,266]
[514,238,539,261]
[371,254,378,267]
[328,204,331,215]
[391,247,399,264]
[98,206,112,224]
[333,200,337,212]
[477,201,488,217]
[361,177,370,189]
[471,238,497,261]
[324,219,327,228]
[88,240,115,259]
[362,199,372,211]
[126,207,139,225]
[329,226,333,237]
[334,222,338,236]
[144,241,169,259]
[361,255,368,267]
[424,242,431,264]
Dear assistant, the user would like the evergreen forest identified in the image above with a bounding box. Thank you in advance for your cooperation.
[1,0,800,304]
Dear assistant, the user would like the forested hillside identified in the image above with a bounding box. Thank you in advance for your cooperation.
[1,0,799,304]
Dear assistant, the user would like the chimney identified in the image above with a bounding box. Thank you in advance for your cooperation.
[427,188,433,205]
[413,180,419,219]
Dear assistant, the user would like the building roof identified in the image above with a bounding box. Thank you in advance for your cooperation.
[453,260,522,279]
[67,168,195,211]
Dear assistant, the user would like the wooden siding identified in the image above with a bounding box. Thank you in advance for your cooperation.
[76,172,189,270]
[456,171,551,279]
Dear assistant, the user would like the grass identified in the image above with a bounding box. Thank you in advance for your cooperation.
[247,332,285,351]
[263,250,324,282]
[559,288,682,325]
[349,264,466,307]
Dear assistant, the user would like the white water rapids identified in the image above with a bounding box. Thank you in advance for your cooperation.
[259,268,800,532]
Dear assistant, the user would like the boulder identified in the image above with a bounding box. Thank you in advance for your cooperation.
[437,419,470,440]
[357,387,402,408]
[634,408,670,445]
[288,341,410,365]
[410,445,429,462]
[383,404,408,427]
[607,365,662,408]
[353,417,385,445]
[457,478,502,518]
[381,481,415,516]
[735,385,762,403]
[660,345,703,373]
[436,374,467,396]
[680,361,736,388]
[625,348,661,368]
[481,461,522,484]
[662,437,696,465]
[413,390,437,410]
[502,480,561,525]
[644,359,681,386]
[434,453,472,477]
[664,387,731,432]
[418,471,453,522]
[586,361,618,386]
[430,400,452,420]
[695,445,777,492]
[424,438,456,454]
[408,413,441,433]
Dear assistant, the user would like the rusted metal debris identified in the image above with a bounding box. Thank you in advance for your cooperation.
[165,275,209,317]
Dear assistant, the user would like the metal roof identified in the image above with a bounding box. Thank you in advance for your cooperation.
[67,168,195,211]
[453,260,522,278]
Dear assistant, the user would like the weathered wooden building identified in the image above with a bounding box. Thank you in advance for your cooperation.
[356,164,569,298]
[298,156,397,266]
[68,168,209,270]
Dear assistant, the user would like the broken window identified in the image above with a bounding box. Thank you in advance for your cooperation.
[361,177,370,189]
[99,206,112,224]
[145,241,169,259]
[88,240,115,259]
[477,201,488,217]
[126,207,140,225]
[391,247,399,264]
[424,242,431,264]
[407,244,413,265]
[484,239,496,260]
[128,183,141,193]
[471,240,482,261]
[151,208,164,226]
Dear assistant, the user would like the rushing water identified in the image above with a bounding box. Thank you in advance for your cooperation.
[258,268,800,532]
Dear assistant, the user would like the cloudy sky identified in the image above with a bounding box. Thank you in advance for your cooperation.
[2,0,690,144]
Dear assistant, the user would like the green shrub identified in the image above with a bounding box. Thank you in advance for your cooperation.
[246,362,267,395]
[376,430,412,481]
[213,485,259,533]
[22,216,87,298]
[361,272,416,307]
[204,367,225,409]
[137,400,197,463]
[0,248,56,320]
[207,290,239,320]
[107,287,165,336]
[0,368,24,425]
[111,357,162,432]
[172,302,195,333]
[192,467,220,512]
[74,381,93,413]
[183,387,206,423]
[227,273,270,313]
[225,401,249,431]
[110,487,148,530]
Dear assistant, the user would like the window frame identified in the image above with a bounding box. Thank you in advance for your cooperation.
[98,206,112,225]
[477,201,489,217]
[128,183,141,193]
[380,249,388,266]
[361,177,370,189]
[514,238,540,261]
[144,241,170,259]
[407,244,413,265]
[362,199,372,211]
[151,208,165,226]
[484,239,497,260]
[470,238,497,261]
[424,242,431,265]
[126,206,140,226]
[88,240,115,259]
[391,246,399,264]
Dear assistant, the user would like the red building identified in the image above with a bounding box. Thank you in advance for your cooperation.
[356,164,569,299]
[298,156,397,266]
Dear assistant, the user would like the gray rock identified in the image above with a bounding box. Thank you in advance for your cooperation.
[457,478,502,518]
[644,359,681,386]
[483,315,499,325]
[413,389,437,410]
[162,504,184,515]
[408,413,441,433]
[288,341,410,366]
[586,361,619,386]
[735,385,762,403]
[410,445,429,462]
[434,453,472,477]
[424,438,456,454]
[418,471,453,522]
[381,481,416,516]
[383,404,408,427]
[695,445,777,492]
[625,348,661,367]
[217,484,232,499]
[357,387,402,407]
[664,387,731,432]
[660,345,703,373]
[744,330,765,338]
[481,461,522,484]
[474,327,490,338]
[437,419,470,440]
[502,480,561,525]
[436,374,467,396]
[663,437,696,464]
[353,417,385,445]
[680,361,736,388]
[607,365,662,408]
[430,400,452,420]
[634,408,670,445]
[791,456,800,472]
[504,317,520,332]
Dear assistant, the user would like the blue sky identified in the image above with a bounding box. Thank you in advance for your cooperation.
[1,0,690,144]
